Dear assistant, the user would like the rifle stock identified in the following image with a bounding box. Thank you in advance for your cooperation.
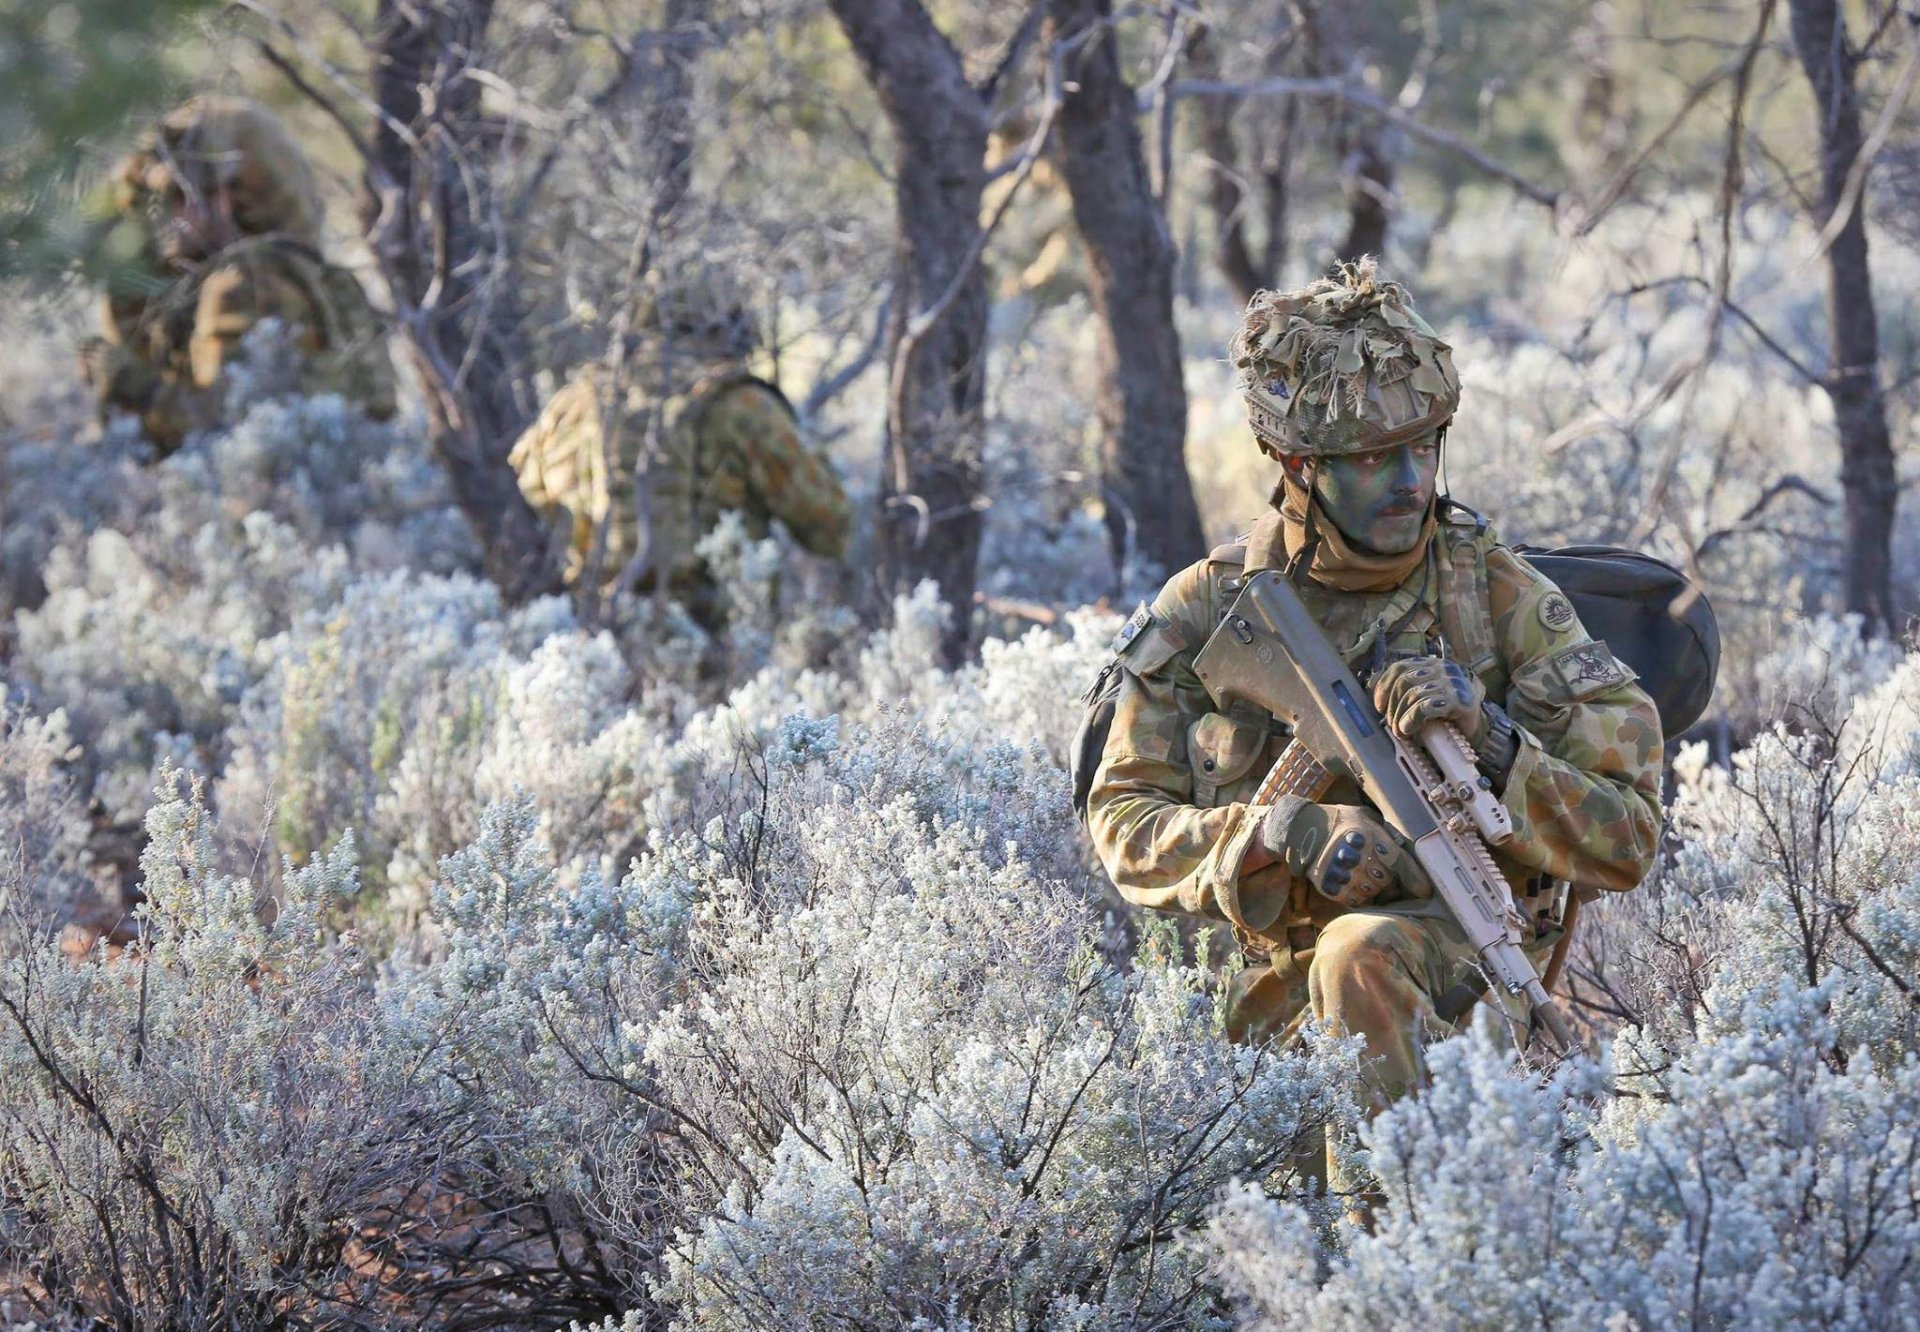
[1192,569,1574,1054]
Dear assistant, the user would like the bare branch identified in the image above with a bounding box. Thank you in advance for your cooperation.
[886,40,1067,460]
[1805,25,1920,264]
[1166,75,1562,208]
[802,290,892,421]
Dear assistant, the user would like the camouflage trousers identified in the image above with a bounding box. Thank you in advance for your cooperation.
[1227,904,1550,1198]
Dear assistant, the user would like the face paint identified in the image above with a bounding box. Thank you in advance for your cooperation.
[1311,432,1442,554]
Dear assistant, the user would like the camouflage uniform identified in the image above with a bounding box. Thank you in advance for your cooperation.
[84,97,396,454]
[508,362,852,616]
[1085,263,1664,1118]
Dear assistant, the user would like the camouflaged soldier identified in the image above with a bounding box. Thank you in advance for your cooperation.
[509,270,852,623]
[81,96,397,454]
[1086,260,1663,1119]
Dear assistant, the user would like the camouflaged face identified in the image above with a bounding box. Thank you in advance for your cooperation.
[115,97,324,247]
[633,268,760,364]
[1230,258,1461,458]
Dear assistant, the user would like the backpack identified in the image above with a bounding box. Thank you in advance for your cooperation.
[1070,655,1128,832]
[1512,544,1720,738]
[1068,544,1721,831]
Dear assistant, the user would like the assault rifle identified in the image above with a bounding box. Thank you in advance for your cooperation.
[1192,569,1575,1053]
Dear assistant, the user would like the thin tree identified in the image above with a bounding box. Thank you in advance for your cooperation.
[1047,0,1207,576]
[1787,0,1902,631]
[826,0,995,665]
[363,0,560,604]
[1186,22,1296,305]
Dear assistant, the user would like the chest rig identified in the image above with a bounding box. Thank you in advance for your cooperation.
[1195,504,1506,757]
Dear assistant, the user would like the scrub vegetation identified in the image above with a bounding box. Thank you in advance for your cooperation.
[3,0,1920,1327]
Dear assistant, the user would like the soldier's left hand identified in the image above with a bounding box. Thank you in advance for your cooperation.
[1373,654,1486,744]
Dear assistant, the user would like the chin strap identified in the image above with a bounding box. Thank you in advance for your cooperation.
[1286,457,1321,587]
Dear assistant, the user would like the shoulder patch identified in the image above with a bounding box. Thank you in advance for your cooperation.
[1549,640,1634,698]
[1111,602,1154,655]
[1539,592,1577,632]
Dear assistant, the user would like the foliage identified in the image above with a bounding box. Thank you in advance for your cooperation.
[5,1,1920,1324]
[0,0,214,273]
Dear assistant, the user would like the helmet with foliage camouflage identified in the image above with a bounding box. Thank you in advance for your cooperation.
[1230,258,1460,458]
[634,265,759,363]
[114,96,324,248]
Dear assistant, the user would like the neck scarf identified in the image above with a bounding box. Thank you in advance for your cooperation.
[1273,471,1435,593]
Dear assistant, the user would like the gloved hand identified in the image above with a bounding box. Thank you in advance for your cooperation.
[1256,797,1431,908]
[1373,654,1486,745]
[79,338,158,411]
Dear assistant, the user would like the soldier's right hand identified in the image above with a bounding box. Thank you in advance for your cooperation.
[1256,798,1430,908]
[78,338,157,409]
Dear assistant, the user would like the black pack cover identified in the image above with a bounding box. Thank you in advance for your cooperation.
[1071,659,1125,831]
[1514,545,1720,737]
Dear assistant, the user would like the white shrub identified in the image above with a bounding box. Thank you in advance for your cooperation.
[0,772,469,1327]
[1211,989,1920,1331]
[0,698,88,925]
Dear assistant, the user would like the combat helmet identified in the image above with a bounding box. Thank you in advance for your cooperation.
[1230,257,1460,458]
[634,265,758,363]
[114,96,324,250]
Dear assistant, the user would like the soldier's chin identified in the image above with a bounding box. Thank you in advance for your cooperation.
[1366,514,1427,554]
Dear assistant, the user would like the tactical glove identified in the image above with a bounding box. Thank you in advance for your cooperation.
[79,338,159,412]
[1372,654,1522,789]
[1373,654,1487,744]
[1257,797,1431,909]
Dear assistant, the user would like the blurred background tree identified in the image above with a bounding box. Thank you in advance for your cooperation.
[0,0,216,274]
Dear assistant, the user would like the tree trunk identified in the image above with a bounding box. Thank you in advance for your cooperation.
[827,0,990,665]
[1186,25,1294,305]
[364,0,560,604]
[1336,136,1393,263]
[1048,0,1208,580]
[1787,0,1897,630]
[642,0,701,235]
[1298,0,1393,265]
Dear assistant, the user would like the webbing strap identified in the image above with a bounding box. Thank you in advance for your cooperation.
[1439,529,1501,681]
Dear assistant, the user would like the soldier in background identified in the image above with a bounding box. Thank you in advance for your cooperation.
[509,270,852,627]
[81,95,396,454]
[1085,260,1663,1179]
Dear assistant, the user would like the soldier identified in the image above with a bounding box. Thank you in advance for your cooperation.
[1085,260,1662,1145]
[81,95,397,454]
[508,270,852,626]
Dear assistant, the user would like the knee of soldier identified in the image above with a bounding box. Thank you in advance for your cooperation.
[1308,912,1422,1000]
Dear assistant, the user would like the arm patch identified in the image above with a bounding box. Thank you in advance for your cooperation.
[1547,640,1635,700]
[1113,603,1188,678]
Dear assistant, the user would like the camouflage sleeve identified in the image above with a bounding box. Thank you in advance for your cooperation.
[1085,562,1283,926]
[187,258,317,388]
[506,374,608,585]
[137,258,312,446]
[1488,546,1664,891]
[713,384,853,559]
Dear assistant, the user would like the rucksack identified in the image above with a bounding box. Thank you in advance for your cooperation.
[1512,544,1720,739]
[1068,544,1720,831]
[1070,656,1128,833]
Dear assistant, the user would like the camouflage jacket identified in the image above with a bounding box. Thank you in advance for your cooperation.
[95,236,396,453]
[508,365,852,591]
[1086,505,1664,946]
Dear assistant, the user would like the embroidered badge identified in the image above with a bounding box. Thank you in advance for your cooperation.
[1111,603,1154,655]
[1552,642,1628,692]
[1539,593,1577,632]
